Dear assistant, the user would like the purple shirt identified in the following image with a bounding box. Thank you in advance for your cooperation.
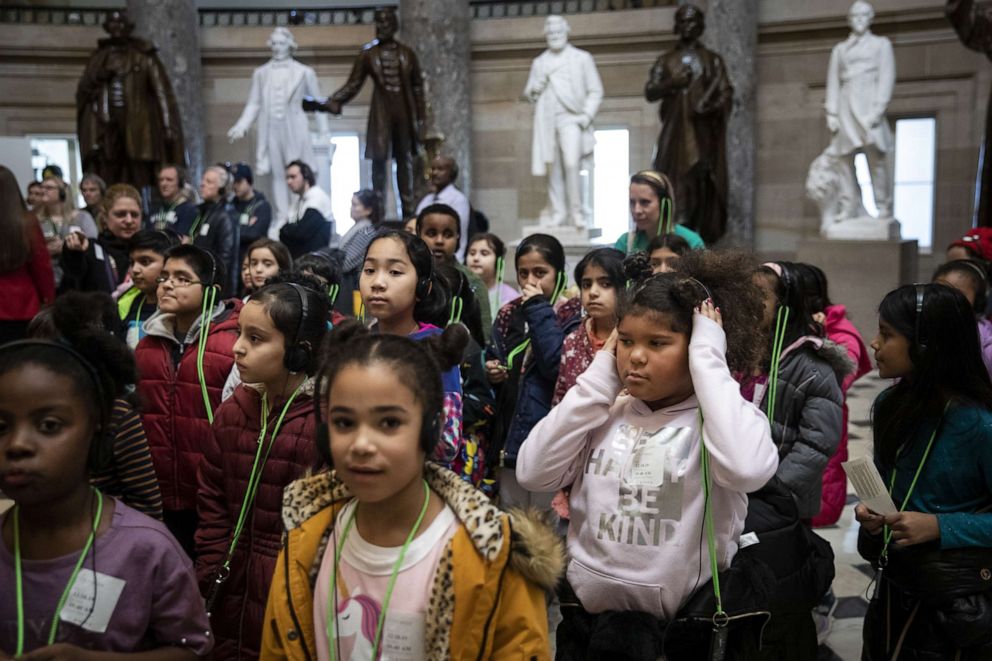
[0,499,213,656]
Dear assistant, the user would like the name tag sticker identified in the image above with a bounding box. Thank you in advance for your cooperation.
[381,611,426,660]
[93,244,105,262]
[239,213,250,226]
[59,569,126,633]
[199,223,211,237]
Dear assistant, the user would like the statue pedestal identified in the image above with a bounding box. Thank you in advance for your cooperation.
[521,223,602,245]
[822,216,901,241]
[796,237,917,345]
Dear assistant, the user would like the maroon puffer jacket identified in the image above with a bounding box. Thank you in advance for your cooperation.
[135,299,242,512]
[194,383,322,661]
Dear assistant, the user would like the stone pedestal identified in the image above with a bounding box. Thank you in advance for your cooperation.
[127,0,204,182]
[796,237,918,345]
[823,216,901,241]
[508,225,604,289]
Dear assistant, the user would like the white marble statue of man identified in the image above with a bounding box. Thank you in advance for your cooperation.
[524,15,603,228]
[824,0,896,220]
[227,27,331,228]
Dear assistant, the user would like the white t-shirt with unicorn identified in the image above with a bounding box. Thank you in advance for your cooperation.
[314,499,458,660]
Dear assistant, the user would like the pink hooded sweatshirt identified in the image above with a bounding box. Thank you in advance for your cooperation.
[516,315,778,620]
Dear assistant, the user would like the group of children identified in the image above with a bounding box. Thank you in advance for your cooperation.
[1,169,991,660]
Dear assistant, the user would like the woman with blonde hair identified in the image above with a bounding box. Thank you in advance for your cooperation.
[0,166,55,342]
[615,170,705,254]
[62,183,142,295]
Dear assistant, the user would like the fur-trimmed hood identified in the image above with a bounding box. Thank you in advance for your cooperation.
[781,335,856,384]
[280,462,564,591]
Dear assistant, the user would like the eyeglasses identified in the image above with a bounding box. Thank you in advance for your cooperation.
[156,275,203,288]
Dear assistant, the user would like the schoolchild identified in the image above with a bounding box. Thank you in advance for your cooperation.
[794,263,872,528]
[615,171,704,255]
[295,251,349,326]
[647,232,690,274]
[516,249,778,658]
[553,247,625,405]
[932,259,992,379]
[195,280,328,659]
[417,203,492,341]
[856,283,992,659]
[465,232,520,319]
[486,233,582,508]
[359,230,463,467]
[135,244,242,556]
[260,321,563,660]
[28,291,163,520]
[245,237,293,296]
[0,333,213,657]
[118,229,181,349]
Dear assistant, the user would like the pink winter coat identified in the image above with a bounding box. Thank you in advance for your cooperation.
[811,305,872,527]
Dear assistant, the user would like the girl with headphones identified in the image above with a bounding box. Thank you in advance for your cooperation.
[261,319,561,660]
[857,283,992,659]
[195,277,329,660]
[486,233,582,509]
[359,230,464,467]
[0,332,213,657]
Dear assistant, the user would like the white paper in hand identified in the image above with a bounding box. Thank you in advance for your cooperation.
[842,455,898,515]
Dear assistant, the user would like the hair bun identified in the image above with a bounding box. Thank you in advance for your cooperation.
[427,323,469,372]
[623,251,653,285]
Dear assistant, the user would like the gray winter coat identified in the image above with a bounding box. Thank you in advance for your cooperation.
[757,337,853,519]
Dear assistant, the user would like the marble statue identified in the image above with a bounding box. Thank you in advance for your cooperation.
[227,27,330,226]
[645,4,733,245]
[811,1,899,239]
[76,9,185,190]
[524,15,603,229]
[947,0,992,225]
[304,8,426,219]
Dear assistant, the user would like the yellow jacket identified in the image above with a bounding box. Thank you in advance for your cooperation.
[260,464,565,660]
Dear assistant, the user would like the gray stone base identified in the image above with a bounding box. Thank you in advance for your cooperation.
[796,237,918,345]
[822,216,901,241]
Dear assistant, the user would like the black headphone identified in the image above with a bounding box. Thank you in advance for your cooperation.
[283,283,313,374]
[0,340,113,474]
[202,248,218,288]
[313,344,444,468]
[289,161,316,187]
[416,258,434,302]
[915,284,928,356]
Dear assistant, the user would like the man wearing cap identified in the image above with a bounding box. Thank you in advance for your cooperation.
[947,227,992,263]
[230,163,273,262]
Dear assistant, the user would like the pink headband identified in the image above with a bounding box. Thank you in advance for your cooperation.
[762,262,783,277]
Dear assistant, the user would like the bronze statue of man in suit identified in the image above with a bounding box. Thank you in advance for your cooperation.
[305,7,426,218]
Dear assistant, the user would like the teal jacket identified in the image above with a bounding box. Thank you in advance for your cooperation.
[614,225,705,254]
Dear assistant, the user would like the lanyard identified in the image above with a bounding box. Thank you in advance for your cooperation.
[189,212,206,239]
[765,307,790,421]
[196,287,219,423]
[879,404,948,565]
[13,487,103,656]
[327,479,431,661]
[698,410,728,629]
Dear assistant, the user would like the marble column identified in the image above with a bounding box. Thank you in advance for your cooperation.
[685,0,758,246]
[399,0,473,198]
[126,0,205,184]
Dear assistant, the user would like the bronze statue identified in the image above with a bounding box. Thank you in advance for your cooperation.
[304,7,426,218]
[76,10,185,190]
[645,4,733,244]
[947,0,992,226]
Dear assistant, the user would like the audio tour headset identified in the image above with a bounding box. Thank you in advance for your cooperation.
[761,262,791,423]
[196,250,220,423]
[914,284,928,358]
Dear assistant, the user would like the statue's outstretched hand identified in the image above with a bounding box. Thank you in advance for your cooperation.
[826,114,839,133]
[227,125,246,142]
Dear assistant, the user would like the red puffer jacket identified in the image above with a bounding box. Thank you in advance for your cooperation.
[194,382,322,661]
[135,299,242,512]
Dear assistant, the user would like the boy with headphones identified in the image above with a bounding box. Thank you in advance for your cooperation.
[135,245,243,556]
[118,229,181,348]
[417,203,492,342]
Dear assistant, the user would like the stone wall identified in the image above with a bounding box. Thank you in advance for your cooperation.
[0,0,985,275]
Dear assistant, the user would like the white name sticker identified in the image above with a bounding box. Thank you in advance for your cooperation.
[93,244,105,262]
[199,223,211,237]
[381,611,426,660]
[239,213,250,226]
[59,569,126,633]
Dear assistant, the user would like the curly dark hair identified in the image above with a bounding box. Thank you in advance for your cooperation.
[621,249,765,374]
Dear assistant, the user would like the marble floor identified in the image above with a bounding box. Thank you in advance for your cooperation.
[816,370,890,661]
